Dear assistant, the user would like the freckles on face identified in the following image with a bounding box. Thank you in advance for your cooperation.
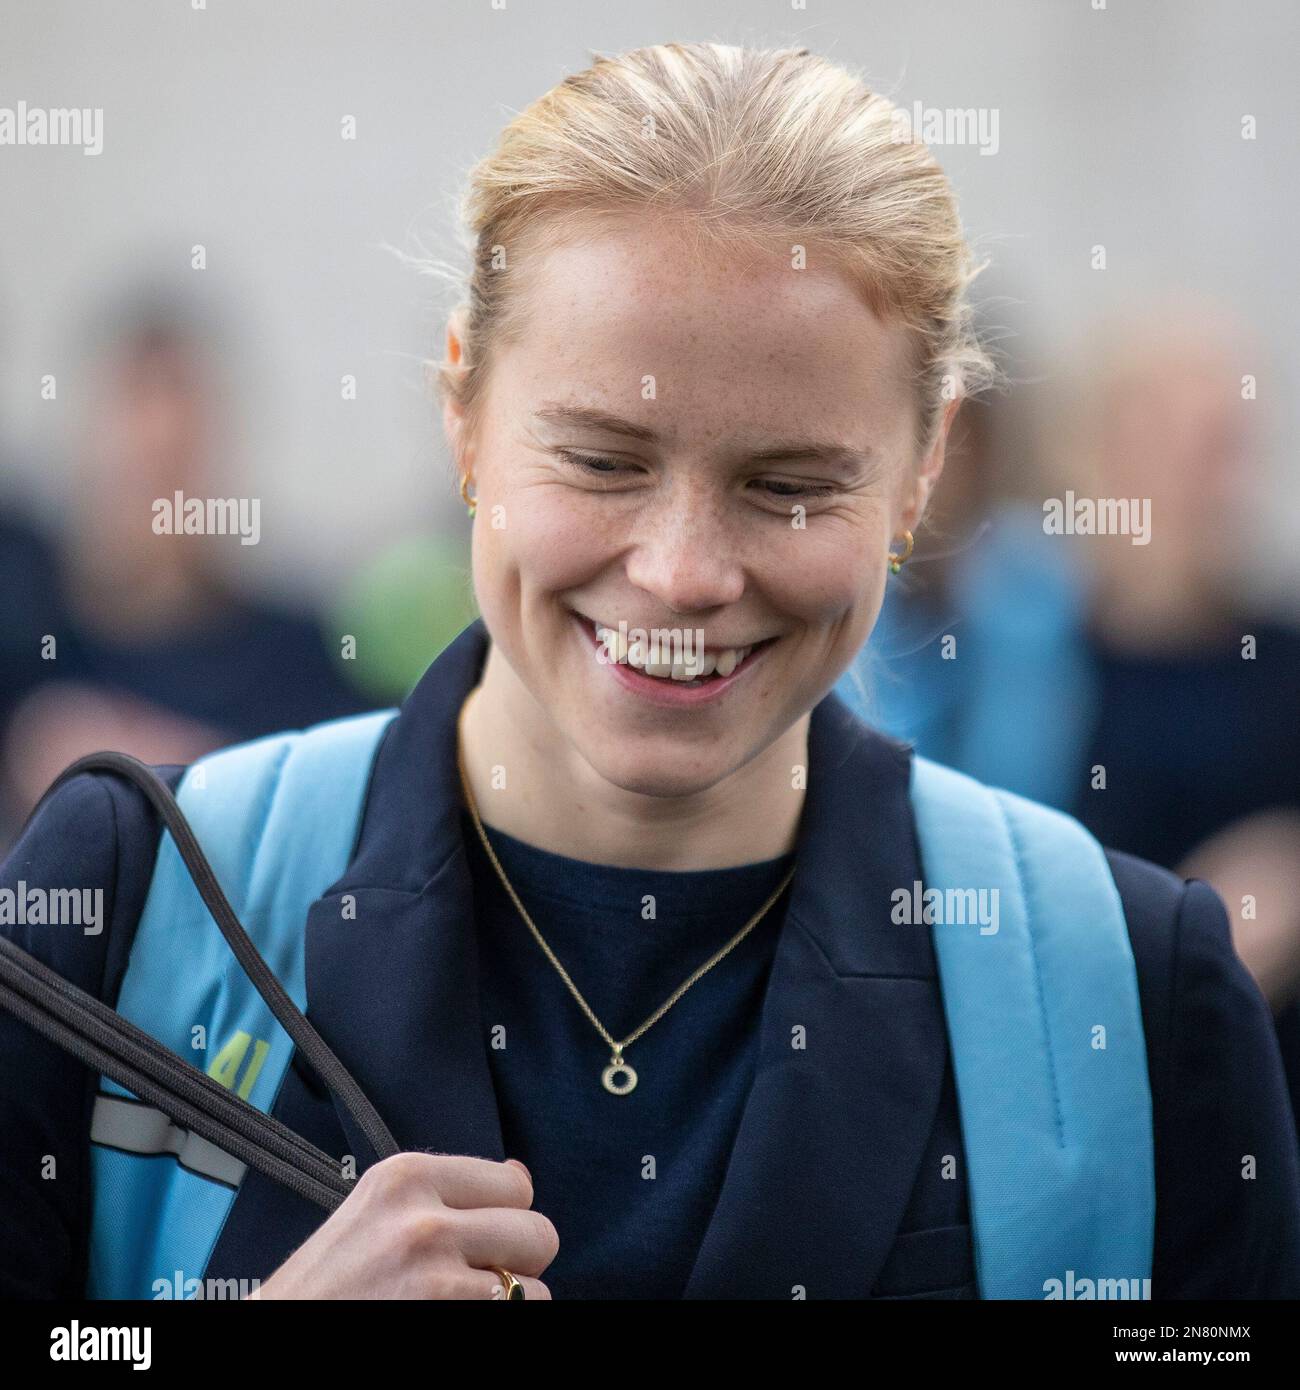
[467,433,621,670]
[461,216,919,790]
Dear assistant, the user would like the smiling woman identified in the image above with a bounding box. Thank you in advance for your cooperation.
[2,40,1298,1307]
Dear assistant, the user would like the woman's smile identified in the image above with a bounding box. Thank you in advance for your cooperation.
[569,608,776,709]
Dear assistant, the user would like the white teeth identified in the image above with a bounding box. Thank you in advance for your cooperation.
[594,623,627,663]
[589,618,754,682]
[669,651,715,680]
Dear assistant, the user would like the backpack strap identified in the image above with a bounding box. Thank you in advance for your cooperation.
[910,755,1155,1299]
[88,709,397,1299]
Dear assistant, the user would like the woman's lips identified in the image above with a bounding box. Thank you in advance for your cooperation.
[572,612,773,708]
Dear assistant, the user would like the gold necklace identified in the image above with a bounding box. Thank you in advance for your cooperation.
[456,699,797,1095]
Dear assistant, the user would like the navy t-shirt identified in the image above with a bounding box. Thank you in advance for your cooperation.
[462,810,794,1300]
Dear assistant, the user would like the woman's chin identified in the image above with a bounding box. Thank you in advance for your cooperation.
[578,737,739,801]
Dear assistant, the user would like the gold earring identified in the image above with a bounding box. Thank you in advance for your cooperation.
[459,472,477,518]
[888,529,914,574]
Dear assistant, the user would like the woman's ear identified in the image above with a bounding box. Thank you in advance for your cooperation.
[445,306,467,368]
[442,390,466,469]
[899,395,962,531]
[441,308,471,467]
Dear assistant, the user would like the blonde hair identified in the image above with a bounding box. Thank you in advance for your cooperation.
[435,40,995,464]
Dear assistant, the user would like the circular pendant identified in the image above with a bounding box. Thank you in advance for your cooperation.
[601,1055,638,1095]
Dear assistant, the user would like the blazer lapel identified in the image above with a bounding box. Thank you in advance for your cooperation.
[304,620,507,1166]
[683,695,950,1299]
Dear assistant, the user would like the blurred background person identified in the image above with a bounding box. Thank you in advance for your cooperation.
[0,288,377,843]
[837,296,1300,1123]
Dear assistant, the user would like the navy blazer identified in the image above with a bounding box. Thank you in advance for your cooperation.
[2,618,1299,1299]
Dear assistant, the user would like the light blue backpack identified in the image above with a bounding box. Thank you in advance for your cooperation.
[84,710,1155,1300]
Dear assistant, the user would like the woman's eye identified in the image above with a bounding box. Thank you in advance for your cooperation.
[755,479,837,499]
[555,453,835,502]
[557,450,627,476]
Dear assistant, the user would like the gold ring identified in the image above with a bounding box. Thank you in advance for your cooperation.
[489,1265,526,1300]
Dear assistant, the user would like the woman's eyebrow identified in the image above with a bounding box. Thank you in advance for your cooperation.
[746,442,877,472]
[532,403,874,470]
[533,403,659,443]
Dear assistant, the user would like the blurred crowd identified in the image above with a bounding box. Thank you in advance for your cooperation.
[0,286,476,850]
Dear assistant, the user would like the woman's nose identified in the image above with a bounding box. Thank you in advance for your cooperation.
[622,497,746,614]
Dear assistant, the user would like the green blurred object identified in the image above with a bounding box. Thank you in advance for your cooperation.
[332,535,478,701]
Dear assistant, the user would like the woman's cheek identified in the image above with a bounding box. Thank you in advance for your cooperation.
[758,514,889,625]
[480,485,614,599]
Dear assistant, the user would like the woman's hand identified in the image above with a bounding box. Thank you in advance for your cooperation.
[251,1152,557,1300]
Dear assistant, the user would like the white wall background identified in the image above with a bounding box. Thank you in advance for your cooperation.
[2,0,1296,608]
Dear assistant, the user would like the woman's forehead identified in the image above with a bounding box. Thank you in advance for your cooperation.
[496,224,916,431]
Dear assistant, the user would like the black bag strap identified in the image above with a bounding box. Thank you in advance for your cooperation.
[2,752,401,1203]
[0,932,351,1211]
